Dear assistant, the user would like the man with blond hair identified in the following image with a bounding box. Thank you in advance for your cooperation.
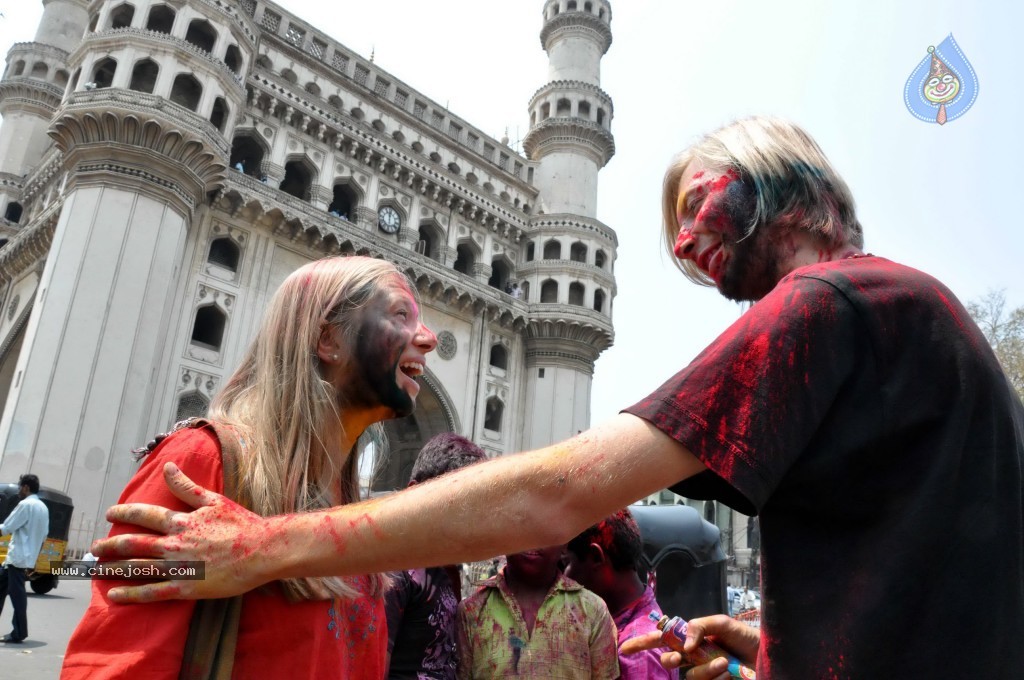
[93,118,1024,680]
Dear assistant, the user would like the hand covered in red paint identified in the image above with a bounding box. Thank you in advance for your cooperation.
[90,462,277,602]
[620,615,760,679]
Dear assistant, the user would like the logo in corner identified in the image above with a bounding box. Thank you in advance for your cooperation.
[904,34,978,125]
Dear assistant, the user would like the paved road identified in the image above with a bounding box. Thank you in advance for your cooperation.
[0,577,90,679]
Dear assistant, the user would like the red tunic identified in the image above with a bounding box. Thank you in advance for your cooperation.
[61,427,387,679]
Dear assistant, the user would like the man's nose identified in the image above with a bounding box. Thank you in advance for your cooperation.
[674,227,697,260]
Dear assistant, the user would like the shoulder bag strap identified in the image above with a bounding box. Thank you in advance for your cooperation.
[178,418,246,680]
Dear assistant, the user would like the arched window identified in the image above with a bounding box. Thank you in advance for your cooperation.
[145,4,175,33]
[704,501,716,524]
[567,1,578,10]
[229,134,266,177]
[540,102,550,120]
[175,392,209,422]
[328,184,358,219]
[11,61,25,77]
[207,237,240,272]
[570,242,587,263]
[569,282,585,306]
[540,279,558,303]
[593,289,605,313]
[556,98,571,116]
[91,57,117,88]
[484,397,504,432]
[417,223,443,261]
[520,281,530,301]
[578,100,591,120]
[595,249,607,269]
[191,305,226,351]
[184,19,217,53]
[169,73,202,111]
[109,3,135,29]
[4,202,23,223]
[526,242,535,261]
[543,240,561,260]
[489,344,508,370]
[210,97,229,132]
[54,69,69,88]
[30,62,48,79]
[87,14,99,32]
[488,259,511,292]
[585,1,593,11]
[279,160,314,200]
[128,58,159,93]
[453,244,475,275]
[597,108,606,126]
[224,45,242,73]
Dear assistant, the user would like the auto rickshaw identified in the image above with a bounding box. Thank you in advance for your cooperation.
[630,503,728,619]
[0,483,74,594]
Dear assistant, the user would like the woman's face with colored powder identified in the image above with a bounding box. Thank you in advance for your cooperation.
[338,278,437,418]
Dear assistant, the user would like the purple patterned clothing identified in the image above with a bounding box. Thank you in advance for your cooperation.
[384,567,459,679]
[614,586,679,680]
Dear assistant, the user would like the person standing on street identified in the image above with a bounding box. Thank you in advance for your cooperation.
[384,433,488,679]
[0,474,50,644]
[565,509,678,680]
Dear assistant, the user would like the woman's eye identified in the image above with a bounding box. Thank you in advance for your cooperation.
[397,309,409,318]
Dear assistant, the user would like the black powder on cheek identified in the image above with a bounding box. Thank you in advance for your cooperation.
[347,312,415,417]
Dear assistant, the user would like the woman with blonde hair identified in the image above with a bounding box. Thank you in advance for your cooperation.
[61,255,437,679]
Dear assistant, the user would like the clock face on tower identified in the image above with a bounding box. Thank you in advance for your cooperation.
[377,206,401,234]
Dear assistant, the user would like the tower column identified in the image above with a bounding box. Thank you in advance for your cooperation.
[520,1,616,449]
[0,185,189,504]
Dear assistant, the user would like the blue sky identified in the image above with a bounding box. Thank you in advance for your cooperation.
[3,0,1021,426]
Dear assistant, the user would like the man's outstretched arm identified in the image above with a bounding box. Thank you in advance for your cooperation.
[93,413,706,602]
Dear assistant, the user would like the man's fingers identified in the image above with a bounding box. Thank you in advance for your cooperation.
[660,650,685,669]
[90,533,166,559]
[620,630,664,655]
[681,656,731,680]
[107,580,187,604]
[104,503,180,533]
[163,462,219,509]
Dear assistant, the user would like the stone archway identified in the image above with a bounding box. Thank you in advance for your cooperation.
[372,373,458,492]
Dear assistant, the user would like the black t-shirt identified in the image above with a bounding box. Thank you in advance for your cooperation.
[625,257,1024,679]
[384,567,459,680]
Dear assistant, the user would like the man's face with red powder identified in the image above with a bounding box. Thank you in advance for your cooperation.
[673,161,786,301]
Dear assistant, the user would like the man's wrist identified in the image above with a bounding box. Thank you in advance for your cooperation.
[257,514,296,582]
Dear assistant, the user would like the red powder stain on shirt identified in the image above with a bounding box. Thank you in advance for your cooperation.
[933,286,965,330]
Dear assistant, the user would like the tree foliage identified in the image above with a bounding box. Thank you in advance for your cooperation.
[966,289,1024,403]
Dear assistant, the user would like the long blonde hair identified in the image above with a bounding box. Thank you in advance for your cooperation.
[662,116,863,286]
[209,255,409,600]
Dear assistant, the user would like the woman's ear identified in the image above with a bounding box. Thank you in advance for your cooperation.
[317,323,343,364]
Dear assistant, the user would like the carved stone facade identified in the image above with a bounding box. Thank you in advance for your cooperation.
[0,0,617,552]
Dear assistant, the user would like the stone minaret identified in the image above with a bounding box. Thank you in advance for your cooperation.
[520,0,617,448]
[0,0,89,225]
[0,0,254,526]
